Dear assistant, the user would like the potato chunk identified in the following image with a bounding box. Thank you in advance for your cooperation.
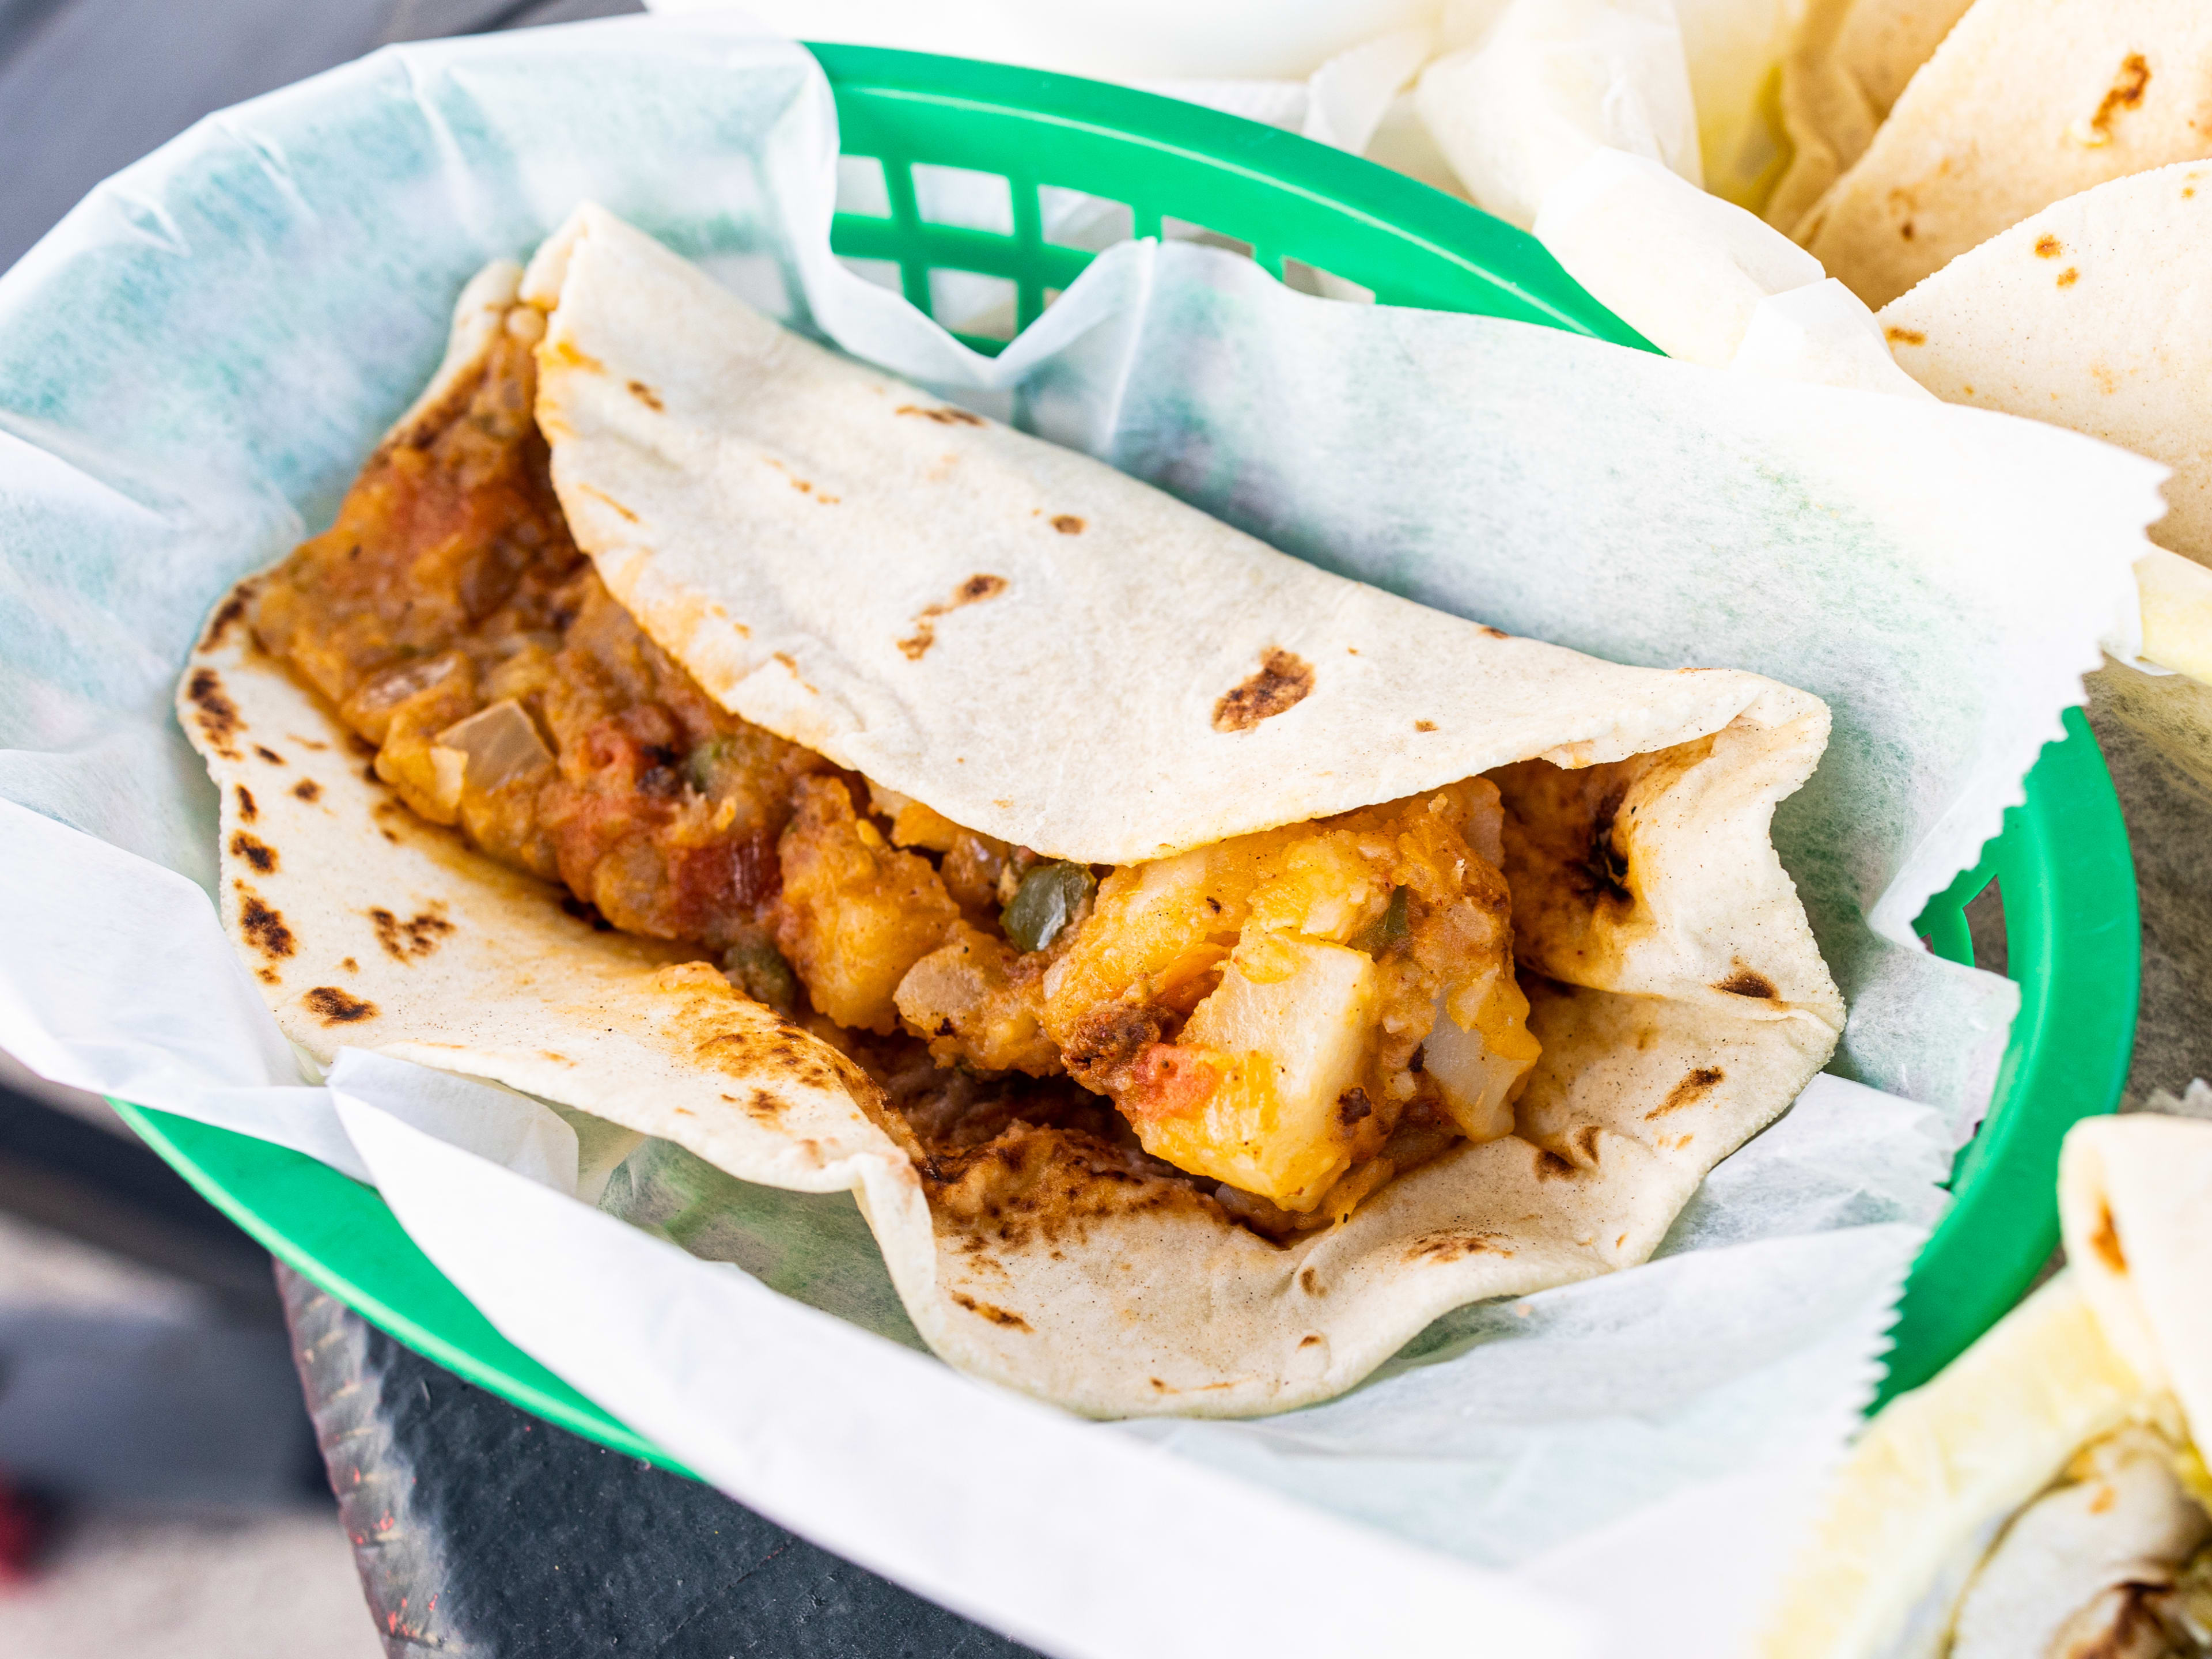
[774,775,960,1032]
[1131,935,1378,1207]
[1046,783,1536,1171]
[1421,975,1541,1142]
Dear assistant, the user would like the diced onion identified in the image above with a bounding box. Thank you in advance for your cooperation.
[431,698,554,802]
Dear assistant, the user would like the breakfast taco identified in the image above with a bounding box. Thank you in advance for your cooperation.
[179,204,1842,1418]
[1764,1113,2212,1657]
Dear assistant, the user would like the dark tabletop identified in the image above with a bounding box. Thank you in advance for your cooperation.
[278,1267,1032,1658]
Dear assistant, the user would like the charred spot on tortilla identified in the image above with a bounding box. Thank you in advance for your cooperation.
[2056,267,2080,288]
[257,967,280,985]
[1298,1334,1324,1349]
[201,588,252,650]
[1647,1067,1725,1119]
[898,573,1009,660]
[234,884,295,959]
[234,785,259,823]
[1479,626,1509,640]
[625,379,662,411]
[770,650,815,692]
[948,1291,1033,1332]
[2089,1201,2127,1274]
[1717,968,1777,999]
[1884,326,1926,347]
[1575,786,1634,903]
[2034,234,2063,260]
[1051,514,1085,535]
[1407,1230,1510,1264]
[2089,54,2151,141]
[254,745,286,766]
[340,957,359,974]
[574,480,638,524]
[370,906,454,962]
[545,339,603,376]
[1211,647,1315,733]
[1534,1149,1575,1181]
[228,832,278,874]
[1300,1266,1326,1296]
[302,986,378,1025]
[1415,719,1437,733]
[921,1121,1222,1250]
[292,779,321,803]
[895,402,984,427]
[1883,186,1916,241]
[187,668,243,758]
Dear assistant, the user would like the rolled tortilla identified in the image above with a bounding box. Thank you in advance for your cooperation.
[1762,1113,2212,1657]
[181,206,1842,1418]
[2061,1114,2212,1456]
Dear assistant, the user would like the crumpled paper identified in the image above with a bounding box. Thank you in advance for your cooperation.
[0,13,2166,1657]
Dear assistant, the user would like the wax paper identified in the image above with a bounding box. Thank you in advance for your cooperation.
[0,14,2168,1656]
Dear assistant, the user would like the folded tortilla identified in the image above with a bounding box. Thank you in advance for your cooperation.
[1797,0,2212,309]
[1874,162,2212,778]
[1878,162,2212,570]
[1765,0,1976,236]
[1762,1115,2212,1658]
[180,204,1841,1418]
[2061,1116,2212,1457]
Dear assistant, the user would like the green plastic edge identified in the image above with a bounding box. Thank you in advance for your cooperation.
[112,1099,695,1477]
[103,46,2136,1463]
[1872,705,2139,1408]
[808,41,1656,354]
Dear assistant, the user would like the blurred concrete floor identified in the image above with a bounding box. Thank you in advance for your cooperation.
[0,1196,378,1658]
[0,1507,380,1659]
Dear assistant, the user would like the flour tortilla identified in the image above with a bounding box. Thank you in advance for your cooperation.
[2061,1114,2212,1454]
[1764,0,1977,236]
[1878,162,2212,570]
[1876,164,2212,772]
[1760,1115,2212,1658]
[180,206,1842,1418]
[1798,0,2212,309]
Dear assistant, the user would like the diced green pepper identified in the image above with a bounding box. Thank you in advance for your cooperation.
[1002,861,1096,954]
[685,737,731,796]
[722,929,800,1014]
[1352,885,1411,956]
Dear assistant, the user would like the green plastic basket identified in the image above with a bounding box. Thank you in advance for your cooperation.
[117,43,2137,1463]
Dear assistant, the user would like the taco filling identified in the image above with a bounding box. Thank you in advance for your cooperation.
[247,309,1542,1234]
